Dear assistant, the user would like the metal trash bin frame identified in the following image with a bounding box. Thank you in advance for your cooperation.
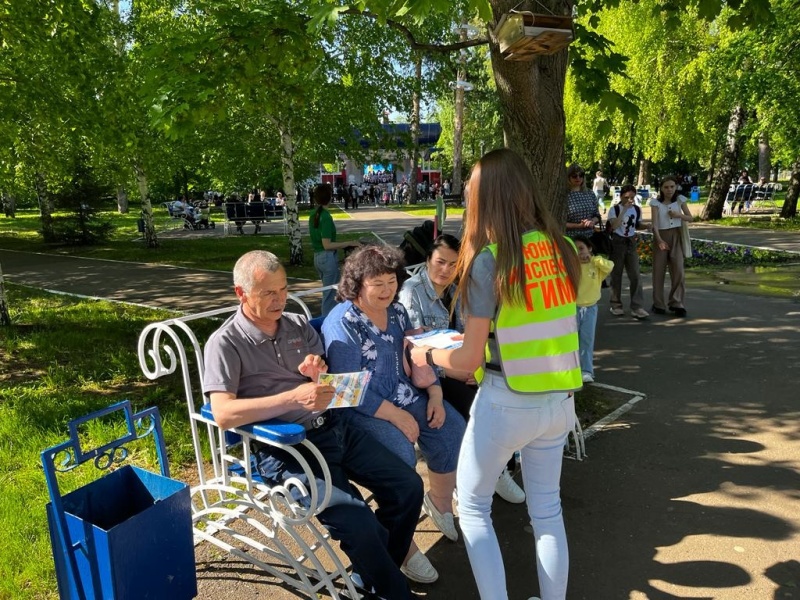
[41,400,197,600]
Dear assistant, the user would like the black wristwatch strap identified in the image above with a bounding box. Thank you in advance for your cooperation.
[426,348,435,367]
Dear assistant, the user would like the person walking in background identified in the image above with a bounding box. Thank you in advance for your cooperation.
[592,170,608,214]
[607,184,649,320]
[565,164,601,240]
[410,148,582,600]
[308,184,359,316]
[573,236,614,383]
[649,175,693,317]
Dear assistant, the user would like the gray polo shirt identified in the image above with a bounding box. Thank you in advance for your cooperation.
[203,307,324,424]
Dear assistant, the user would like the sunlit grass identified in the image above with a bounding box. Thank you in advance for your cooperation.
[0,285,210,599]
[384,201,465,218]
[714,215,800,231]
[0,208,371,279]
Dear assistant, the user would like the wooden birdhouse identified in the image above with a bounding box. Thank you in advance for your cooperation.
[495,11,574,60]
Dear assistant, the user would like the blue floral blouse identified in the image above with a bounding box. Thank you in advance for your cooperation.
[322,300,430,416]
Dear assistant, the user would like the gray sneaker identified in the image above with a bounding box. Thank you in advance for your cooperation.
[609,306,624,316]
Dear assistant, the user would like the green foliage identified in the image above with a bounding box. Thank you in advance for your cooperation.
[48,160,115,245]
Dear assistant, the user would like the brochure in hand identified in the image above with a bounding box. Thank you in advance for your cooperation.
[405,329,463,350]
[318,371,372,409]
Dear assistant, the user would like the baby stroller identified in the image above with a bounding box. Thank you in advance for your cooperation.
[182,203,215,230]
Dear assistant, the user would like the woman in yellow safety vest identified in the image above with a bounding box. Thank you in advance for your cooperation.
[411,148,582,600]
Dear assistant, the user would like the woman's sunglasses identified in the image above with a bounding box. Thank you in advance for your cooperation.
[569,173,585,179]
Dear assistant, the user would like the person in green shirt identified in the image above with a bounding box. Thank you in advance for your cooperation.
[309,184,360,316]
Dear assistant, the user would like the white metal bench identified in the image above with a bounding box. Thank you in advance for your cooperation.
[137,292,361,599]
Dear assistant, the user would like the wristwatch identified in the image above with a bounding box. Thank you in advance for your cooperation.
[425,348,435,367]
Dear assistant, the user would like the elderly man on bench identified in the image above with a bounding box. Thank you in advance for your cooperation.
[202,250,423,600]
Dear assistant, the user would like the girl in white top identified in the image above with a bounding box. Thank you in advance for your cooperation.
[648,176,693,317]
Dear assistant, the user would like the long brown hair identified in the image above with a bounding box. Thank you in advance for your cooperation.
[455,148,581,312]
[312,184,332,228]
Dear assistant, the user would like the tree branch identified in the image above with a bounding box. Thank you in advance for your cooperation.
[340,8,489,54]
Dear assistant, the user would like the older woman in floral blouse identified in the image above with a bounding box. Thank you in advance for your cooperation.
[322,245,466,584]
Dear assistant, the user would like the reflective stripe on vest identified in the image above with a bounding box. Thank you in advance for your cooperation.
[485,232,582,393]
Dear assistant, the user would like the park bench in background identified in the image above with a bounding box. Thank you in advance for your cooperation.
[223,202,288,235]
[442,193,463,207]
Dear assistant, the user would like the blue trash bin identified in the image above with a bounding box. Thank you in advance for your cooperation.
[42,401,197,600]
[690,186,700,202]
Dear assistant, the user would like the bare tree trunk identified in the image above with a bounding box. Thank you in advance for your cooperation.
[488,0,569,220]
[35,172,54,241]
[451,29,467,197]
[779,157,799,219]
[134,162,159,248]
[117,185,129,213]
[409,53,422,205]
[701,105,746,220]
[277,121,303,266]
[758,131,771,182]
[0,260,10,326]
[637,156,650,187]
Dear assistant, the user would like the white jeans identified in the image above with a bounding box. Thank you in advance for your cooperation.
[457,372,575,600]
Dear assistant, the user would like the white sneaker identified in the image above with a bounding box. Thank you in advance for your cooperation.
[581,371,594,383]
[495,468,526,504]
[422,493,458,541]
[609,306,624,316]
[400,550,439,583]
[631,307,650,319]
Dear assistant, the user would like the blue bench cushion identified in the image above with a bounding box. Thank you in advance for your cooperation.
[200,403,306,446]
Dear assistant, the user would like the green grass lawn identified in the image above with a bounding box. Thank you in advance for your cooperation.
[385,201,465,219]
[0,208,368,279]
[0,285,204,599]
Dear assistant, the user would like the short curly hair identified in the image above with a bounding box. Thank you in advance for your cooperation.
[337,245,407,302]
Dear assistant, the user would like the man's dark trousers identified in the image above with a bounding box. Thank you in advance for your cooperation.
[255,412,421,600]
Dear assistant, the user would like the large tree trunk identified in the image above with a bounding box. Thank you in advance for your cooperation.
[706,135,721,187]
[278,121,303,266]
[35,172,54,241]
[408,53,422,205]
[451,29,467,197]
[637,156,650,187]
[117,185,129,213]
[758,131,771,182]
[0,260,10,326]
[779,157,799,219]
[134,162,159,248]
[701,105,746,220]
[488,0,569,220]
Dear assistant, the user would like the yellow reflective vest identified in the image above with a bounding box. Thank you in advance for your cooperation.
[479,231,582,393]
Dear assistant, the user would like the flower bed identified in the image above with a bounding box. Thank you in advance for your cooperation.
[635,232,795,268]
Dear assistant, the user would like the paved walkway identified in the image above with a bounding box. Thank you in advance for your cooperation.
[3,213,800,599]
